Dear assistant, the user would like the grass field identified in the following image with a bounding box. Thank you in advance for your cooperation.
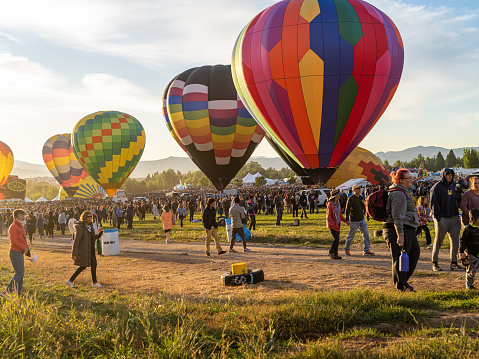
[0,208,473,359]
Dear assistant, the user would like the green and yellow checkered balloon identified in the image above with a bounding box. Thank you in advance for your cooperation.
[72,111,146,197]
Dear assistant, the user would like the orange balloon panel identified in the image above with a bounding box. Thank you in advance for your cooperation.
[325,147,390,188]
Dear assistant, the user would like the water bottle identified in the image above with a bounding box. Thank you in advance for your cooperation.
[399,249,409,272]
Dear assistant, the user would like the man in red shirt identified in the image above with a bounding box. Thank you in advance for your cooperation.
[1,209,30,297]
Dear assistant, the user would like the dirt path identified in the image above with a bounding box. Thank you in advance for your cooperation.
[0,233,466,301]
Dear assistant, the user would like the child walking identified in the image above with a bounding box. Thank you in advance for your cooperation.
[459,208,479,290]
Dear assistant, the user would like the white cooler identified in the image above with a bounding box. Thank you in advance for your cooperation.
[226,218,232,242]
[102,229,120,256]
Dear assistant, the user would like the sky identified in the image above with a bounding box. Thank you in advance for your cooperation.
[0,0,478,165]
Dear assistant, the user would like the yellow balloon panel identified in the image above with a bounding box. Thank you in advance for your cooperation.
[0,141,14,187]
[326,147,390,188]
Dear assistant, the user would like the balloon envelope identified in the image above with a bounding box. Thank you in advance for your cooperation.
[51,134,88,197]
[165,64,265,190]
[325,147,390,188]
[72,111,146,197]
[58,175,107,200]
[232,0,404,184]
[0,142,14,187]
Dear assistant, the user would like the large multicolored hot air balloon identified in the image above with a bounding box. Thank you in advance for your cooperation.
[0,142,14,187]
[72,111,146,197]
[325,147,390,188]
[165,64,265,190]
[232,0,404,184]
[42,134,88,197]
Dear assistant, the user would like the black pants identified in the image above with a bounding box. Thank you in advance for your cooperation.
[384,227,420,290]
[28,232,34,244]
[248,215,256,230]
[127,218,133,229]
[70,255,97,283]
[309,203,315,214]
[292,205,299,217]
[329,229,340,255]
[300,206,308,218]
[416,225,432,245]
[179,215,185,228]
[231,227,246,249]
[189,210,194,222]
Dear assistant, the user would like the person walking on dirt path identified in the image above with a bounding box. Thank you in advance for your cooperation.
[458,208,479,290]
[430,168,464,272]
[344,184,374,256]
[66,210,104,289]
[1,209,30,297]
[326,189,350,260]
[229,196,250,252]
[383,169,420,292]
[160,205,174,244]
[202,198,227,257]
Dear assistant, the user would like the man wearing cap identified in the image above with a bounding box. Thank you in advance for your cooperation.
[344,184,374,256]
[430,168,464,271]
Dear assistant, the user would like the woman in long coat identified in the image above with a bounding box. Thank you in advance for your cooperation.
[66,210,103,288]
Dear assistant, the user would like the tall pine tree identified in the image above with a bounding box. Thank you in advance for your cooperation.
[445,149,457,168]
[435,151,445,170]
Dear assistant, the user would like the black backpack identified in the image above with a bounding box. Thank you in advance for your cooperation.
[366,188,408,221]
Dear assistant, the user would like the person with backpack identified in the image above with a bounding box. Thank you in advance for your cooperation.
[383,169,420,292]
[229,196,250,252]
[115,206,124,230]
[430,168,464,272]
[326,189,350,259]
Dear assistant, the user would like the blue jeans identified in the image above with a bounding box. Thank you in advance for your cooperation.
[344,218,371,252]
[6,250,24,294]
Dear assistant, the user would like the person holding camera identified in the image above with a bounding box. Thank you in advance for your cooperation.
[2,209,30,297]
[66,210,103,288]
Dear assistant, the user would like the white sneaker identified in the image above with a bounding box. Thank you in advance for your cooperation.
[66,280,74,288]
[92,283,103,288]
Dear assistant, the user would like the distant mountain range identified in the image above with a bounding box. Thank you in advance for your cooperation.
[12,156,291,179]
[375,146,479,164]
[13,147,479,179]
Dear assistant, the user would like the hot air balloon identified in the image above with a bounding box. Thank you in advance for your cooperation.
[42,134,89,197]
[72,111,146,197]
[0,141,14,188]
[162,78,187,153]
[58,175,107,200]
[165,64,265,191]
[325,147,390,188]
[232,0,404,184]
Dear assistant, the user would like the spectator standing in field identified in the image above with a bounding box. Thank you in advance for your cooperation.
[188,198,196,222]
[326,189,350,260]
[247,195,256,231]
[460,173,479,226]
[292,192,299,217]
[66,211,103,289]
[458,208,479,290]
[430,168,464,272]
[383,169,420,292]
[58,210,66,235]
[36,213,45,240]
[274,191,284,226]
[416,196,433,248]
[177,203,187,229]
[26,212,36,244]
[202,198,226,257]
[126,205,134,229]
[300,192,308,219]
[229,196,250,252]
[344,184,374,256]
[2,209,30,297]
[160,205,174,244]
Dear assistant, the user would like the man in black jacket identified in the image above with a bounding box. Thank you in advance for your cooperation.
[430,168,464,272]
[202,198,226,257]
[344,184,374,256]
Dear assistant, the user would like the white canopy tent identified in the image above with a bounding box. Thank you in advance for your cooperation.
[24,197,34,203]
[242,173,277,186]
[36,196,48,202]
[174,180,186,190]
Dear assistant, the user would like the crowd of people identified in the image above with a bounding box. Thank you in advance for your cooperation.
[1,168,479,296]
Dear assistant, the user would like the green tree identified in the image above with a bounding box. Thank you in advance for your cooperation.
[445,150,457,168]
[232,177,243,187]
[383,159,391,170]
[255,176,267,186]
[198,176,213,187]
[25,180,59,201]
[463,148,479,168]
[393,160,402,169]
[435,151,445,170]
